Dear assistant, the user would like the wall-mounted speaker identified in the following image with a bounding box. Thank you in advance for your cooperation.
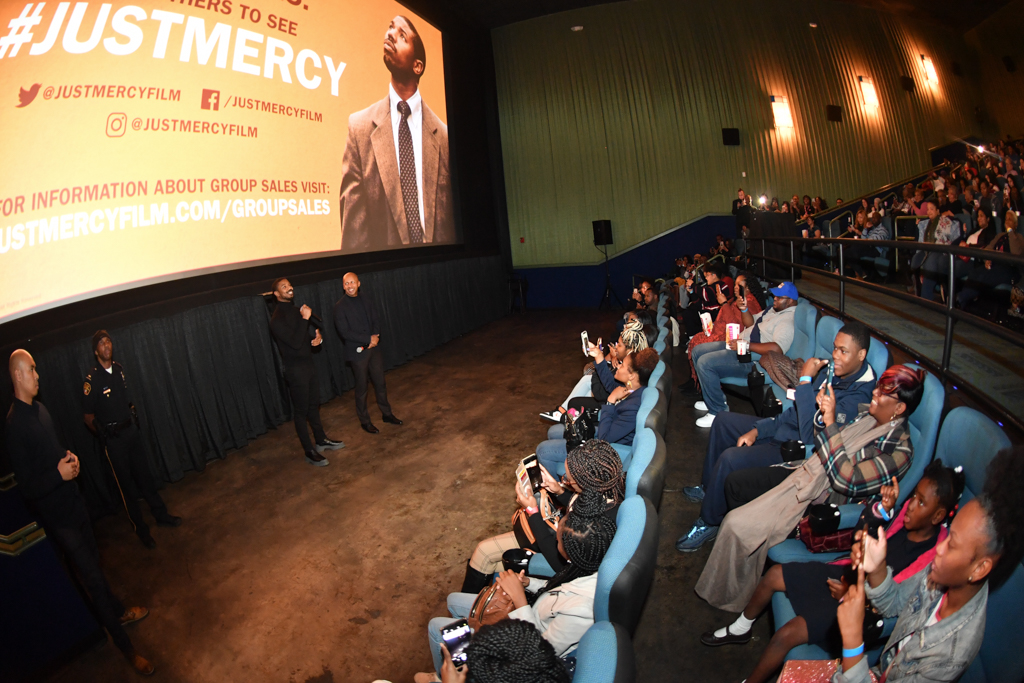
[951,61,963,77]
[900,76,915,92]
[593,220,613,246]
[826,105,843,122]
[1004,56,1017,73]
[722,128,740,146]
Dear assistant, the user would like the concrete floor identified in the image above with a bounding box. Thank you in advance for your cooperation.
[51,309,768,683]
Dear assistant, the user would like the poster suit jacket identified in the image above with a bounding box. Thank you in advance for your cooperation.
[339,94,454,251]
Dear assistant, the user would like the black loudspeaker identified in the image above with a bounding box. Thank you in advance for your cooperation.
[722,128,740,146]
[1004,56,1017,73]
[900,76,915,92]
[593,220,613,246]
[826,105,843,122]
[951,61,963,77]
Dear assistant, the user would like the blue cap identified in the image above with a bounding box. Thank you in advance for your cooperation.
[769,281,799,300]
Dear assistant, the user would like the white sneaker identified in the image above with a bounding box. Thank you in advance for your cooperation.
[694,400,708,411]
[696,413,717,428]
[539,410,562,423]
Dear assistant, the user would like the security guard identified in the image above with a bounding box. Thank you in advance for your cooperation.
[83,330,180,549]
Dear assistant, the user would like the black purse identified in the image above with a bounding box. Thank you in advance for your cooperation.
[564,407,600,452]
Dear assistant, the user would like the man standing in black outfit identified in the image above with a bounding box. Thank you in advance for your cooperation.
[6,350,155,676]
[83,331,180,549]
[269,278,345,466]
[333,272,403,434]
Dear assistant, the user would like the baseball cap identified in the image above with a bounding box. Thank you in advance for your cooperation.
[769,281,799,300]
[92,329,111,352]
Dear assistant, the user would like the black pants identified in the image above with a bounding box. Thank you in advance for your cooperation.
[351,346,392,425]
[284,362,327,452]
[104,425,166,538]
[724,464,796,512]
[46,513,134,655]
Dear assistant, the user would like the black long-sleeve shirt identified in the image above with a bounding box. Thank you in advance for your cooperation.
[5,398,86,526]
[270,300,318,366]
[333,293,381,361]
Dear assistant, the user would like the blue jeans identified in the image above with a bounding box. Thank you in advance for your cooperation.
[694,342,753,415]
[427,592,478,674]
[537,438,568,477]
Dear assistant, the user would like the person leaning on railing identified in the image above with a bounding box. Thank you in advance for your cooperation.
[912,201,961,302]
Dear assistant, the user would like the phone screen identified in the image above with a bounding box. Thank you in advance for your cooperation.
[522,454,543,493]
[581,331,590,356]
[441,619,473,666]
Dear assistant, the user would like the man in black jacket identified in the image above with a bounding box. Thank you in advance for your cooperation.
[269,278,344,466]
[333,272,403,434]
[6,350,155,676]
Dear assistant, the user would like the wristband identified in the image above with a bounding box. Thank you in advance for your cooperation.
[872,501,893,521]
[842,644,865,658]
[525,506,538,515]
[799,375,813,383]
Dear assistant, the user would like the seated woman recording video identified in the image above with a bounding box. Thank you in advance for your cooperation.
[458,440,624,595]
[827,445,1024,683]
[535,348,660,477]
[695,365,925,613]
[540,320,647,423]
[706,461,964,683]
[417,489,617,682]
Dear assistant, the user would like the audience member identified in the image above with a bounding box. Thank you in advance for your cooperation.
[913,201,961,301]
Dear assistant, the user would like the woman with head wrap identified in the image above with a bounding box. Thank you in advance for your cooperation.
[540,319,647,423]
[418,489,617,682]
[458,441,623,595]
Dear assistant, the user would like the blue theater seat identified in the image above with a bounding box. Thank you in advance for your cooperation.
[573,621,636,683]
[772,407,1012,668]
[624,428,666,511]
[595,495,659,636]
[767,364,944,565]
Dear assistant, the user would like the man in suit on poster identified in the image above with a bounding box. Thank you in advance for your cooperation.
[339,15,455,252]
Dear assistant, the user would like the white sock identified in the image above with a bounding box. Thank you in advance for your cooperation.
[713,613,755,638]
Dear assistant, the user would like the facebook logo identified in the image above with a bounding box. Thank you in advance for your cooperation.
[201,89,220,111]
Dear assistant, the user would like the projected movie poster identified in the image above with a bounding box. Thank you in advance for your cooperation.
[0,0,451,323]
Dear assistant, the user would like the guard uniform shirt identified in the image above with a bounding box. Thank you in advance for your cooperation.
[5,398,86,525]
[82,362,133,425]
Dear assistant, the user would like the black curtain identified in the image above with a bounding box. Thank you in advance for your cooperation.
[6,255,507,518]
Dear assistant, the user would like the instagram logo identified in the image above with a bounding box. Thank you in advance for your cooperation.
[106,112,127,137]
[201,89,220,111]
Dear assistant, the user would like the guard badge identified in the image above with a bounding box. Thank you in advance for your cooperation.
[84,382,91,396]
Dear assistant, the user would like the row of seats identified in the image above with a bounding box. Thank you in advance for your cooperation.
[553,294,679,682]
[678,283,1023,683]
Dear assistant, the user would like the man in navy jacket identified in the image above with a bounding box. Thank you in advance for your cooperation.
[676,322,878,552]
[333,272,403,434]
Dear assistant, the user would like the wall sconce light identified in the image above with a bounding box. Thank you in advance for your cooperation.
[858,76,879,110]
[771,96,794,129]
[920,55,938,84]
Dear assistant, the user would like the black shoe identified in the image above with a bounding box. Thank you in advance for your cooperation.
[316,438,345,453]
[361,423,380,434]
[460,560,492,594]
[382,414,403,426]
[304,450,329,467]
[138,534,157,550]
[155,514,182,528]
[700,626,752,646]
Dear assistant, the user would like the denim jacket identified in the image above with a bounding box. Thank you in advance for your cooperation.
[833,564,987,683]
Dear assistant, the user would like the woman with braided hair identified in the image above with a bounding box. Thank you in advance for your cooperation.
[540,319,648,423]
[458,440,624,597]
[460,620,570,683]
[418,489,617,682]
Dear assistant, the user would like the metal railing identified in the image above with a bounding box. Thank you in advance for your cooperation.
[751,236,1024,430]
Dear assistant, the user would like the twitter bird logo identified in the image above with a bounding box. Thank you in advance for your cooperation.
[18,83,41,107]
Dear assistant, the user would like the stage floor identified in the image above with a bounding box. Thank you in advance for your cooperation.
[50,309,768,683]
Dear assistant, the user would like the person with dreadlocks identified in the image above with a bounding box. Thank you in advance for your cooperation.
[540,319,647,423]
[458,440,624,598]
[828,445,1024,683]
[418,489,617,682]
[536,347,660,477]
[710,461,965,683]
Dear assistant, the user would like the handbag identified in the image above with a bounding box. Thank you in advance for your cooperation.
[467,582,516,631]
[797,504,854,554]
[564,407,599,452]
[511,489,561,549]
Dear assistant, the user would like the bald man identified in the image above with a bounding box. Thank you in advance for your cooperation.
[333,272,403,433]
[5,350,154,675]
